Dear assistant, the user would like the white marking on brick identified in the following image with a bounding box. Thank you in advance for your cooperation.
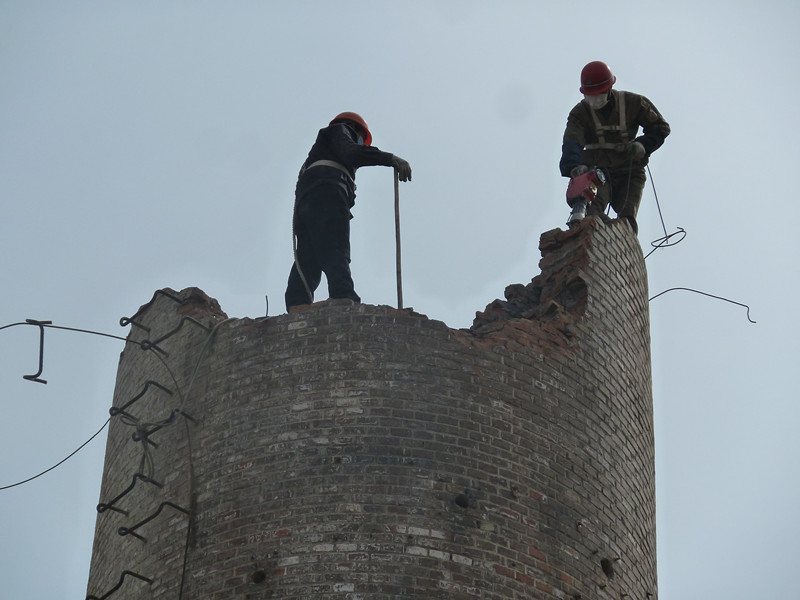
[336,543,358,552]
[452,554,473,566]
[312,543,335,552]
[492,400,513,412]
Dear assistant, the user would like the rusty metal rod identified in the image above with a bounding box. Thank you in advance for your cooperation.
[394,169,403,309]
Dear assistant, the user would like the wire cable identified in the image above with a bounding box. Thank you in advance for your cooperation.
[644,164,686,259]
[649,287,756,323]
[0,321,129,342]
[0,418,110,490]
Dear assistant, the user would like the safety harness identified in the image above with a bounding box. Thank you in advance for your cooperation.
[580,91,639,218]
[583,91,630,153]
[302,159,355,189]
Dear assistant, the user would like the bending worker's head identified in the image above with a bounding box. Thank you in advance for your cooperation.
[330,111,373,146]
[580,61,616,110]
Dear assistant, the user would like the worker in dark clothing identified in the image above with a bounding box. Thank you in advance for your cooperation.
[560,61,670,234]
[285,112,412,311]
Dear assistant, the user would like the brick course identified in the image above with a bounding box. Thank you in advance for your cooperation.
[87,216,656,600]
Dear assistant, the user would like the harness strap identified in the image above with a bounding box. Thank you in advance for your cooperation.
[584,142,630,152]
[303,159,355,187]
[586,91,629,151]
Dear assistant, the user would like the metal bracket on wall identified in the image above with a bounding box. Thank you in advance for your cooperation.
[85,570,153,600]
[96,473,164,516]
[109,380,174,421]
[138,316,213,356]
[117,501,191,543]
[119,289,184,331]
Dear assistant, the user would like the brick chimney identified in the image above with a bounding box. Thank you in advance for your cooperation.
[86,217,656,599]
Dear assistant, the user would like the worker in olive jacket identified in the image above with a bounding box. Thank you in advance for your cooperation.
[560,61,670,234]
[285,111,412,311]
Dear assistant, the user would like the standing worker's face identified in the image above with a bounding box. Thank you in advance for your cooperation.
[347,121,366,145]
[583,91,610,110]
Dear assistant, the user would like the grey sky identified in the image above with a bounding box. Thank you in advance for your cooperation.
[1,2,798,599]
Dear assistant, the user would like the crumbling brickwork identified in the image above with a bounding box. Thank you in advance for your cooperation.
[86,216,655,600]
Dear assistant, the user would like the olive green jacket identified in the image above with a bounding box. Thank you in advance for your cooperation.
[560,89,670,176]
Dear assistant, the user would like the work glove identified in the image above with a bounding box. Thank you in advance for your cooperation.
[392,156,412,182]
[570,165,589,178]
[627,141,646,160]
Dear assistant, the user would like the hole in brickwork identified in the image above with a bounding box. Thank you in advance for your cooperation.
[560,278,588,309]
[251,570,267,584]
[600,558,615,578]
[454,494,469,508]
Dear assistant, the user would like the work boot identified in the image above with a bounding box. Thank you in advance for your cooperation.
[622,216,638,235]
[330,292,361,303]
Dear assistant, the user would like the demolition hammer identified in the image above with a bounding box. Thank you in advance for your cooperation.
[566,167,606,227]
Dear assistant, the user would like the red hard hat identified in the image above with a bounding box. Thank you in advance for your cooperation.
[580,61,616,95]
[330,111,372,146]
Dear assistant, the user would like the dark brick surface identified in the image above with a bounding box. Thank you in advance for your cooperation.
[87,216,656,600]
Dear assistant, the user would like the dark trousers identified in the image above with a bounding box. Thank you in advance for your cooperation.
[285,185,361,310]
[588,167,647,220]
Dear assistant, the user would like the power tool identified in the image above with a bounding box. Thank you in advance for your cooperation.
[566,168,606,227]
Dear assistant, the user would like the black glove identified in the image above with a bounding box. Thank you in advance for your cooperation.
[392,156,412,182]
[570,165,589,178]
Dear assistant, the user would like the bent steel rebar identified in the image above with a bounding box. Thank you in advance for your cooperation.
[644,226,687,259]
[129,409,197,448]
[119,289,184,331]
[649,287,756,323]
[85,570,153,600]
[117,501,190,542]
[109,380,174,420]
[22,319,52,384]
[96,473,164,515]
[138,316,212,356]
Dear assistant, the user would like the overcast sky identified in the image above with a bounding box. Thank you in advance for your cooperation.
[1,2,798,599]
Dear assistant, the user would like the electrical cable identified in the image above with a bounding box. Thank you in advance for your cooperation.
[0,418,110,490]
